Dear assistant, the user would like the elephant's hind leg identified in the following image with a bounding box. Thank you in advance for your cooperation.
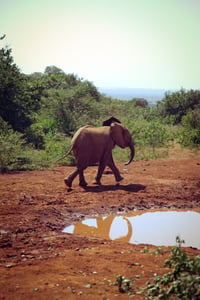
[64,169,79,188]
[65,167,87,188]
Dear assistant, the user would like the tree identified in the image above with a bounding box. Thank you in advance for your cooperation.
[44,65,65,75]
[0,47,32,132]
[38,81,100,136]
[0,117,25,172]
[129,98,148,107]
[158,89,200,124]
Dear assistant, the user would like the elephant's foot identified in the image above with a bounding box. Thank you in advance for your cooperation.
[79,181,88,187]
[115,176,124,185]
[92,179,102,185]
[64,177,72,188]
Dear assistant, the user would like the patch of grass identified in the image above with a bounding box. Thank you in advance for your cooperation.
[113,145,170,163]
[144,237,200,300]
[116,275,133,294]
[113,237,200,299]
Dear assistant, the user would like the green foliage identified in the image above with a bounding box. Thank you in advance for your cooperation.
[114,238,200,299]
[0,47,28,131]
[116,275,133,294]
[157,89,200,147]
[145,237,200,299]
[15,133,74,171]
[1,44,199,171]
[44,65,65,75]
[44,133,75,166]
[137,120,172,150]
[181,108,200,130]
[177,127,200,147]
[35,81,100,136]
[176,108,200,147]
[158,89,200,125]
[0,118,26,172]
[0,46,43,133]
[128,119,173,160]
[130,97,148,107]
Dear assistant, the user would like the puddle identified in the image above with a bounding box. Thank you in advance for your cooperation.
[63,210,200,249]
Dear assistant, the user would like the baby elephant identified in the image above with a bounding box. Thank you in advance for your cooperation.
[56,122,135,189]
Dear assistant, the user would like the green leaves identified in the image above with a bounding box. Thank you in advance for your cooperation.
[177,108,200,147]
[116,275,133,293]
[158,89,200,125]
[115,238,200,299]
[1,43,199,171]
[0,118,25,172]
[0,47,33,132]
[145,237,200,299]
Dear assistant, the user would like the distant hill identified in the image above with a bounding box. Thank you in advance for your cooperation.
[98,87,168,105]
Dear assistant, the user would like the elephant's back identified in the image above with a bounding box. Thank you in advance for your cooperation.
[72,126,112,165]
[71,125,95,143]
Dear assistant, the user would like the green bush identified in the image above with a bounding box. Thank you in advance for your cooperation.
[23,133,75,170]
[126,119,173,160]
[44,132,75,166]
[157,89,200,125]
[145,237,200,299]
[182,109,200,130]
[177,108,200,147]
[0,118,26,172]
[177,127,200,147]
[113,238,200,299]
[1,42,199,171]
[140,120,172,150]
[0,118,74,172]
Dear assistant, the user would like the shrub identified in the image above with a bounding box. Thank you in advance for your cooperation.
[24,133,75,170]
[124,119,173,160]
[177,127,200,147]
[0,118,26,172]
[158,89,200,125]
[177,108,200,147]
[44,132,75,166]
[145,237,200,299]
[114,237,200,299]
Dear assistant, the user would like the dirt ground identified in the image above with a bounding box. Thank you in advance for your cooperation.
[0,146,200,300]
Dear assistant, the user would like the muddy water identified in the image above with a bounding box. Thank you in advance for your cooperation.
[63,210,200,249]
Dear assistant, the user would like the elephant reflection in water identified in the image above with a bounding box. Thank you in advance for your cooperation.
[72,215,133,243]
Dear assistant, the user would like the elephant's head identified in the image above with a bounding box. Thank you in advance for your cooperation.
[110,122,135,165]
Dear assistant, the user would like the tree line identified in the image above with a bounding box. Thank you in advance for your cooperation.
[0,45,200,172]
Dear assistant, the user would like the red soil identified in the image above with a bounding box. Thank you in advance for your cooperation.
[0,147,200,299]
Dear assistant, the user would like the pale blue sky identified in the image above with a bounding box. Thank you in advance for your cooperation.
[1,0,200,89]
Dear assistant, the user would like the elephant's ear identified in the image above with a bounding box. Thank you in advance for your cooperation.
[102,116,121,126]
[110,122,126,148]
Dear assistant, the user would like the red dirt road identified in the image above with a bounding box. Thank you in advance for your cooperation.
[0,148,200,299]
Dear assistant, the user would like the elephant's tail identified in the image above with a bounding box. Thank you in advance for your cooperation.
[54,147,73,165]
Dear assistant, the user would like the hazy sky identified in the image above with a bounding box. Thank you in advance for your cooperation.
[1,0,200,89]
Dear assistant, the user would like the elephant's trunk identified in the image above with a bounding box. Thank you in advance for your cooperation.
[124,141,135,165]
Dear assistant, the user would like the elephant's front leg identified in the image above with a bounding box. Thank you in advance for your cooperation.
[93,162,106,185]
[107,156,123,183]
[78,169,88,187]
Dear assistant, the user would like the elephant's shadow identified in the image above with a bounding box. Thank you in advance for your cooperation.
[82,183,146,193]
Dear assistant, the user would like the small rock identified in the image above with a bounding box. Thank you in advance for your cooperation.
[5,264,13,268]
